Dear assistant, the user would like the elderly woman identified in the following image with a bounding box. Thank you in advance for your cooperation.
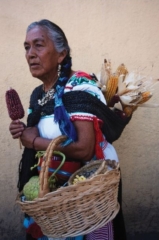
[9,20,130,240]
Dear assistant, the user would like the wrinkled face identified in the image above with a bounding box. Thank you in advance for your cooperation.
[24,26,63,80]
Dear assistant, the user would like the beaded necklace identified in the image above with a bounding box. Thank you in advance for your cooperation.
[38,88,55,106]
[38,74,58,106]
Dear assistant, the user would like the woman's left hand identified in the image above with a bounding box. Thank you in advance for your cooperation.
[20,127,39,149]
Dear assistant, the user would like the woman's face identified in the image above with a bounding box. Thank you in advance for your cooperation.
[24,26,65,80]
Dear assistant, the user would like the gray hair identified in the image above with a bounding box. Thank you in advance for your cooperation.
[27,19,70,55]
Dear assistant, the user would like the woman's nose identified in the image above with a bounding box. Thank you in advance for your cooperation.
[27,46,37,58]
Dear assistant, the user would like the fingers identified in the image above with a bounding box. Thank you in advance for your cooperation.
[11,129,24,139]
[9,120,25,139]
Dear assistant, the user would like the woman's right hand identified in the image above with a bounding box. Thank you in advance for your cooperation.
[9,120,26,139]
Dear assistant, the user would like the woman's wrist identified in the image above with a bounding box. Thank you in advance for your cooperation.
[32,136,51,151]
[32,136,38,150]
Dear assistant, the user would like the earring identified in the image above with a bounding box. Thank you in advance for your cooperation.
[57,64,61,77]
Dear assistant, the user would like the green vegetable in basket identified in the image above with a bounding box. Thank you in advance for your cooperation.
[23,176,39,201]
[23,150,66,200]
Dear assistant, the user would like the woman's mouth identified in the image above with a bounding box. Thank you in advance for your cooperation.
[30,63,40,69]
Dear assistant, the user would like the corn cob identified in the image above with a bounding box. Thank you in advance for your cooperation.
[137,91,152,105]
[73,175,86,185]
[123,105,138,117]
[5,88,25,120]
[105,75,118,106]
[116,63,128,79]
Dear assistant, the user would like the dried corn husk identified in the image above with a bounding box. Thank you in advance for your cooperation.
[123,105,138,117]
[116,63,128,79]
[98,59,112,92]
[137,91,152,104]
[97,59,158,116]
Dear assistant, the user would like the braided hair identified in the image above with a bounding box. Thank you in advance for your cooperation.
[27,20,77,144]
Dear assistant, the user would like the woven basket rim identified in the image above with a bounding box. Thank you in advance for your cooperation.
[16,165,120,205]
[68,159,119,185]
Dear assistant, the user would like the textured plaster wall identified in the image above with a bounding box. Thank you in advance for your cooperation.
[0,0,159,239]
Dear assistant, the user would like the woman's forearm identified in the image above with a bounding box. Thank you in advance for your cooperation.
[33,136,95,161]
[33,120,95,161]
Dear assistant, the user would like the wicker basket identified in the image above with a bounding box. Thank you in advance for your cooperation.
[16,136,120,238]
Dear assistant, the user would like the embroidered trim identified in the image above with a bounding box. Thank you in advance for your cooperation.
[70,115,103,126]
[71,115,94,122]
[64,86,73,90]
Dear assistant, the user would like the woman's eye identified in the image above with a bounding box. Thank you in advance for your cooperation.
[36,44,43,48]
[24,46,30,51]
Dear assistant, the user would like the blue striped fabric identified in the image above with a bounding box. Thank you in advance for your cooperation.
[37,166,71,177]
[66,236,83,240]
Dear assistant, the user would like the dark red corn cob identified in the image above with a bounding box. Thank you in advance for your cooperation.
[5,88,25,120]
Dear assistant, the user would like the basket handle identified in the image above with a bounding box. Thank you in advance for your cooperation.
[38,135,67,198]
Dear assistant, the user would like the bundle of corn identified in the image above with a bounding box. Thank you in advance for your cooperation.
[98,59,158,116]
